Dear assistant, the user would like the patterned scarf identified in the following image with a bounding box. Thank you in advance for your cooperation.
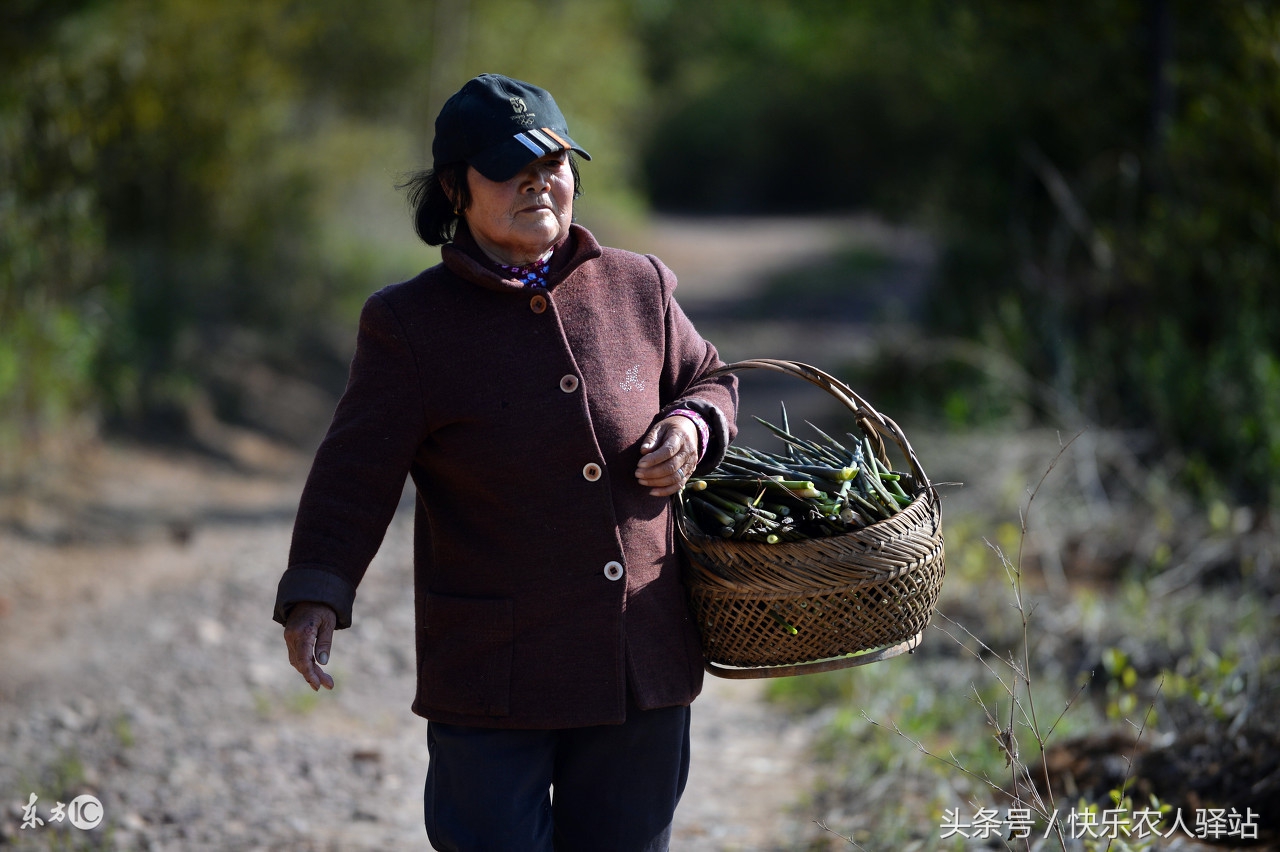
[497,248,554,288]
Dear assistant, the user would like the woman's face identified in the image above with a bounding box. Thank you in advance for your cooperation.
[463,152,574,267]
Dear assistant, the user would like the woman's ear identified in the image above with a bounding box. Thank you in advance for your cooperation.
[440,170,463,215]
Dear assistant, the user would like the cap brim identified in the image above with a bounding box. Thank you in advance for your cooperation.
[469,129,591,182]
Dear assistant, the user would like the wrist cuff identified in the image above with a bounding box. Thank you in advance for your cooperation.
[669,408,710,462]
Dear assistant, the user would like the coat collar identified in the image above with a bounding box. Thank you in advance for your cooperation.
[441,222,604,293]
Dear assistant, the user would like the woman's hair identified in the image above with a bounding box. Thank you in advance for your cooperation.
[400,155,584,247]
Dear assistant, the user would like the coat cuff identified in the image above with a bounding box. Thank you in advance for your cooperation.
[660,397,731,476]
[273,566,358,629]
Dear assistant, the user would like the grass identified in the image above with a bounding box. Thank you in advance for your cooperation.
[762,433,1280,850]
[5,745,120,852]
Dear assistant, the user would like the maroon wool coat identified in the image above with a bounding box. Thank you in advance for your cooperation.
[273,223,738,729]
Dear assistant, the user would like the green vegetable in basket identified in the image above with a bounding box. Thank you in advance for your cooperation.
[768,610,799,635]
[679,402,913,543]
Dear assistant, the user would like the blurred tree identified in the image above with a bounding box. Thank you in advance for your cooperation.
[8,0,1272,508]
[2,0,328,446]
[2,0,117,457]
[1,0,647,461]
[912,2,1280,507]
[637,0,1280,508]
[1109,3,1280,505]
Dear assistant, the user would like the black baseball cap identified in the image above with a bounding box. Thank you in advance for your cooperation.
[432,74,592,182]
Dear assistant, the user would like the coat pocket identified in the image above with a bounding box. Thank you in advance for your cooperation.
[420,593,514,717]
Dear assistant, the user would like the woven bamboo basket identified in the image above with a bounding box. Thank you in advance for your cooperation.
[677,359,945,679]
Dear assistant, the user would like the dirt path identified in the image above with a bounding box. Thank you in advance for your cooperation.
[0,437,823,850]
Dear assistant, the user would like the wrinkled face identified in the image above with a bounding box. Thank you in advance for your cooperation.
[463,152,574,267]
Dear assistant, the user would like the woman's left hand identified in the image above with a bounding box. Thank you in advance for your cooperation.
[635,415,700,497]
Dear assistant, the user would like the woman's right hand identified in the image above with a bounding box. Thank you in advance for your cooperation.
[282,601,337,691]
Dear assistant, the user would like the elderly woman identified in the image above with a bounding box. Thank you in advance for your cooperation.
[273,74,737,851]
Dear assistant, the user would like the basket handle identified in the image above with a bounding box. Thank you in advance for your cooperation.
[705,358,932,489]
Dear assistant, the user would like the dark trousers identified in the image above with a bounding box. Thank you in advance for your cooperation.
[424,699,691,852]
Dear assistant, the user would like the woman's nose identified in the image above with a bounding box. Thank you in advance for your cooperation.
[522,165,551,191]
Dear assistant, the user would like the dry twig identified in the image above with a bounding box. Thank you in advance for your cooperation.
[860,432,1088,850]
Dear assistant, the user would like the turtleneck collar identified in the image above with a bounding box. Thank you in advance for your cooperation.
[442,221,603,293]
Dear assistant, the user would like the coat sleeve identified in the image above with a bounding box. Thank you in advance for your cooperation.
[273,292,427,628]
[648,255,739,476]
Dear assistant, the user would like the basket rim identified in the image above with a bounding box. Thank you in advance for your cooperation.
[701,631,926,679]
[678,485,943,594]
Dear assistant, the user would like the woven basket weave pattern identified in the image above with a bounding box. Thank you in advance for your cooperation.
[678,359,946,678]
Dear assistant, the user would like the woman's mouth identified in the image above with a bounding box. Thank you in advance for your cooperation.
[519,198,554,213]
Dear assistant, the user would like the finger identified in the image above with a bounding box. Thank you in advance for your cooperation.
[284,621,315,674]
[287,639,323,690]
[648,483,683,497]
[640,417,694,456]
[635,456,688,484]
[312,615,336,690]
[637,425,670,460]
[290,647,324,691]
[636,447,678,471]
[636,428,689,470]
[302,659,330,691]
[314,614,335,666]
[645,476,686,497]
[284,610,334,691]
[638,441,694,476]
[636,461,695,500]
[638,422,664,455]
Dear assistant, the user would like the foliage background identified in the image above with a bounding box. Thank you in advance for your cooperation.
[3,2,1278,847]
[5,0,1276,508]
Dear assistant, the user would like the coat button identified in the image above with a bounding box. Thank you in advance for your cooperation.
[582,463,602,481]
[530,293,548,314]
[559,374,579,393]
[603,561,624,581]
